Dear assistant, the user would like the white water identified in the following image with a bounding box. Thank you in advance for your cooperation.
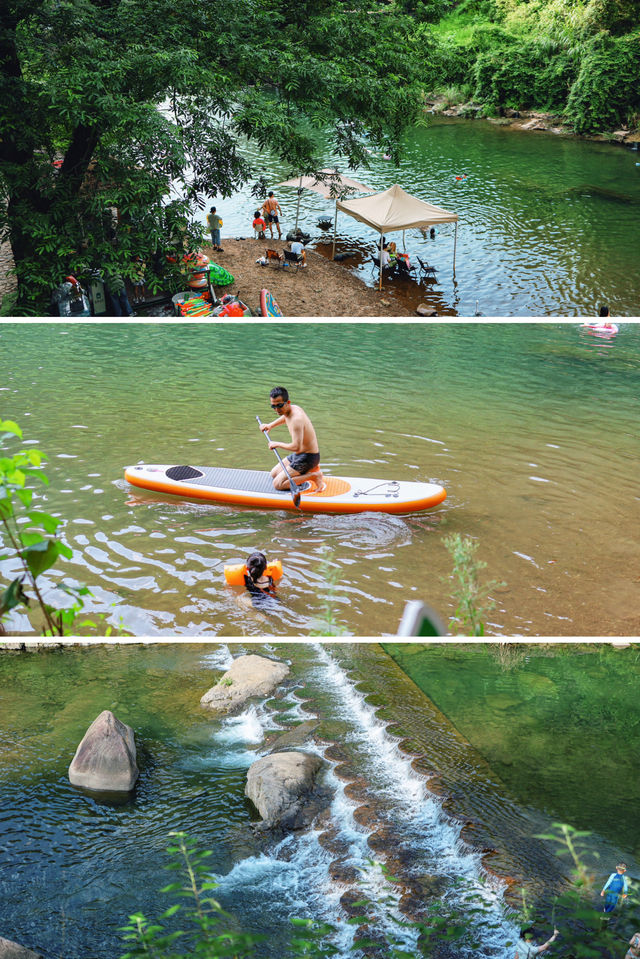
[203,644,520,956]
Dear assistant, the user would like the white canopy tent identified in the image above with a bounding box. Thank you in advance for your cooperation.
[336,183,459,289]
[276,169,374,256]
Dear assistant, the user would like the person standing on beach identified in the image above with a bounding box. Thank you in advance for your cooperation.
[262,192,282,239]
[260,387,325,492]
[207,206,224,252]
[601,863,629,913]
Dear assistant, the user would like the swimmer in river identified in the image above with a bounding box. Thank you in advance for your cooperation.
[243,551,277,596]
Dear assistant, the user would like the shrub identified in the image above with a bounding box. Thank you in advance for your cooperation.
[566,31,640,133]
[473,39,578,110]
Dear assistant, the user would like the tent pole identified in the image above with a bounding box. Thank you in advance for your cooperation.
[453,221,457,274]
[402,229,406,252]
[332,203,338,260]
[294,175,302,232]
[379,232,384,292]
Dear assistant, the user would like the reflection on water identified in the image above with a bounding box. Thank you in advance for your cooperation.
[0,323,639,636]
[201,118,640,316]
[384,643,640,863]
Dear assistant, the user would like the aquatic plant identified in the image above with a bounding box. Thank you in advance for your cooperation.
[530,823,639,959]
[443,533,504,636]
[119,835,504,958]
[310,548,349,637]
[0,419,121,636]
[119,823,638,959]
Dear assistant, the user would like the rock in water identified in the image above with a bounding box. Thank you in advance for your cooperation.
[68,710,138,792]
[0,939,43,959]
[200,654,289,713]
[246,751,325,830]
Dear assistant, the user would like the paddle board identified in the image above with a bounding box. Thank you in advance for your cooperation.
[124,464,446,515]
[260,288,283,317]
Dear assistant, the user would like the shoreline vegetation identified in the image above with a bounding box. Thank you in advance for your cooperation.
[1,0,638,315]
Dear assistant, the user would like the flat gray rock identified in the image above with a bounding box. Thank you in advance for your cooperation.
[0,937,43,959]
[200,655,289,714]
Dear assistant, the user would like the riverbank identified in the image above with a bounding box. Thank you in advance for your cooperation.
[426,97,640,144]
[0,236,430,318]
[200,237,417,317]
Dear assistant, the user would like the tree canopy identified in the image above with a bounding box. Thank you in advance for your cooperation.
[0,0,422,313]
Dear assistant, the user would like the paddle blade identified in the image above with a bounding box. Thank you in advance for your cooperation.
[292,488,301,509]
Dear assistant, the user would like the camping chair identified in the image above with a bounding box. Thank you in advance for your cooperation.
[395,256,416,279]
[371,255,394,272]
[416,256,437,281]
[283,249,305,271]
[265,248,284,268]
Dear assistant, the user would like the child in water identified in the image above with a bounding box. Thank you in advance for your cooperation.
[244,551,277,596]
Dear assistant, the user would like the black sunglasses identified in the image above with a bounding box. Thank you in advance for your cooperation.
[270,401,286,409]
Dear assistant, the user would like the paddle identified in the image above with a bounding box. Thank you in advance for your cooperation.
[256,415,302,509]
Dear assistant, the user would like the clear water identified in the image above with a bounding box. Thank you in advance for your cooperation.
[384,643,640,861]
[1,644,636,959]
[1,322,639,636]
[201,117,640,316]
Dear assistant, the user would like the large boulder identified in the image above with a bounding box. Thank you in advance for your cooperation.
[68,710,138,792]
[245,751,328,831]
[200,655,289,713]
[0,938,43,959]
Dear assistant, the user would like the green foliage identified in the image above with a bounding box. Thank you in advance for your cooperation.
[116,825,638,959]
[119,837,507,958]
[309,548,349,637]
[566,31,640,133]
[473,38,578,110]
[120,833,258,959]
[443,533,504,636]
[1,0,423,313]
[418,0,639,129]
[531,823,639,959]
[0,419,120,636]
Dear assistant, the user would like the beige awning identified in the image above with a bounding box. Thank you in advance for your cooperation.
[336,183,459,288]
[277,169,375,200]
[336,183,458,231]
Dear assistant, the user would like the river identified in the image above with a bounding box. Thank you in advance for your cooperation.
[1,322,638,637]
[1,643,637,959]
[199,117,640,316]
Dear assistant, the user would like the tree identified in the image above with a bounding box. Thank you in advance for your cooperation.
[0,0,422,313]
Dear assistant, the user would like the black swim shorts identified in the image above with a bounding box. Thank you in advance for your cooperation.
[267,213,279,223]
[287,451,320,474]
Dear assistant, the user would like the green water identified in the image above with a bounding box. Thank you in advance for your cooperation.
[1,643,637,959]
[1,322,639,636]
[210,117,640,316]
[384,643,640,861]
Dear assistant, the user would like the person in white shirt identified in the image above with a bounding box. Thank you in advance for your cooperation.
[290,239,306,265]
[515,926,558,959]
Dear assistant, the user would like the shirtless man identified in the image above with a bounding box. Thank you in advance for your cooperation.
[260,387,326,492]
[262,192,282,239]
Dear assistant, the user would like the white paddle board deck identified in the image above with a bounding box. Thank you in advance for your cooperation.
[124,464,447,515]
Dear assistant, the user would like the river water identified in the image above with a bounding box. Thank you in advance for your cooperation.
[1,643,637,959]
[1,322,638,637]
[199,117,640,317]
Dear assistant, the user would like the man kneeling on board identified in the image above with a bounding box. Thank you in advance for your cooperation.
[260,387,326,492]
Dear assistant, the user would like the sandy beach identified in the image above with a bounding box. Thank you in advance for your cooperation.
[201,236,434,317]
